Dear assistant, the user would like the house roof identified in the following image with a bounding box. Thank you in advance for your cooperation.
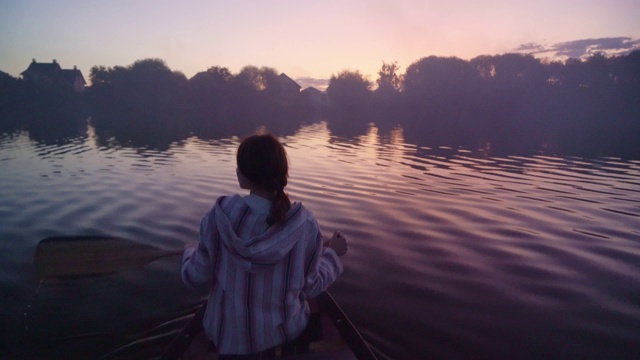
[20,59,86,87]
[301,86,322,94]
[21,60,62,75]
[60,68,86,85]
[278,73,301,90]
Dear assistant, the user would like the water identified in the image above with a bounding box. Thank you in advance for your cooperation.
[1,121,639,359]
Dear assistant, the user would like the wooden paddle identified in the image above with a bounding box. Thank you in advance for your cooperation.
[35,236,184,278]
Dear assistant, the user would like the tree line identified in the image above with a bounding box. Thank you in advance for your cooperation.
[328,52,640,157]
[1,51,639,157]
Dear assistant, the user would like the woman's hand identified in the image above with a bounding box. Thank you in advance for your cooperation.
[326,231,348,256]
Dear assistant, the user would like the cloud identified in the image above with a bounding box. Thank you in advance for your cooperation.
[295,77,329,91]
[513,42,546,53]
[514,37,640,59]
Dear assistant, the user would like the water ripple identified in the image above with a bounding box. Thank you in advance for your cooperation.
[1,123,640,359]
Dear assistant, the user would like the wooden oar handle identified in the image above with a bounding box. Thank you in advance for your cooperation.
[35,236,187,278]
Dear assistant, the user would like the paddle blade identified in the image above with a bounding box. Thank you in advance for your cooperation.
[35,236,183,278]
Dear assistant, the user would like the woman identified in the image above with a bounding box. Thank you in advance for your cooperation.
[181,133,347,357]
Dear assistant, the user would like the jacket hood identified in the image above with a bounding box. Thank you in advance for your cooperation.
[213,197,307,272]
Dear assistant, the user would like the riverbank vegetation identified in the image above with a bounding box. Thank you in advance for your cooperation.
[1,51,638,157]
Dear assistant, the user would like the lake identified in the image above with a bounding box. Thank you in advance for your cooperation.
[1,120,639,359]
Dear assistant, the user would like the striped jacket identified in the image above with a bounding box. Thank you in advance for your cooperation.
[181,194,343,355]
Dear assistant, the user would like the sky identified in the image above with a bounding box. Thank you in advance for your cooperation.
[1,0,639,88]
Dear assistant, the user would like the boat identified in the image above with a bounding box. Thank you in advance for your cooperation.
[33,237,375,359]
[160,291,377,359]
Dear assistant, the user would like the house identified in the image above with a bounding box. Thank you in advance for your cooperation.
[21,59,86,92]
[301,86,328,106]
[276,73,301,100]
[301,86,329,116]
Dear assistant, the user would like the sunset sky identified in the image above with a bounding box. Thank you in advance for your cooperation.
[1,0,639,87]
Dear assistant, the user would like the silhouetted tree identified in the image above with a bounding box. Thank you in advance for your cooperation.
[404,56,479,114]
[231,66,267,92]
[372,61,404,121]
[610,50,640,87]
[327,70,371,112]
[376,61,403,93]
[4,51,639,157]
[402,56,481,146]
[0,73,24,130]
[188,66,233,131]
[87,58,190,148]
[468,53,552,153]
[224,66,269,128]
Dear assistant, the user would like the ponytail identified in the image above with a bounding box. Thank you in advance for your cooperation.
[267,187,291,226]
[237,133,292,226]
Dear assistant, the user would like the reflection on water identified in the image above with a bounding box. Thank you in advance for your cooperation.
[1,122,639,359]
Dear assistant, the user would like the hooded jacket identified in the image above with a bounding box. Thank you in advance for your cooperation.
[181,194,343,355]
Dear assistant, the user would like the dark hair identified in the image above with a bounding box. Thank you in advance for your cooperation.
[237,134,291,226]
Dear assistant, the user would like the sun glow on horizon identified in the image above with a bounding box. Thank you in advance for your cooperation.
[1,1,639,83]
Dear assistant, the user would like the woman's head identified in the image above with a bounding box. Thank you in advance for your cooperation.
[237,133,291,225]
